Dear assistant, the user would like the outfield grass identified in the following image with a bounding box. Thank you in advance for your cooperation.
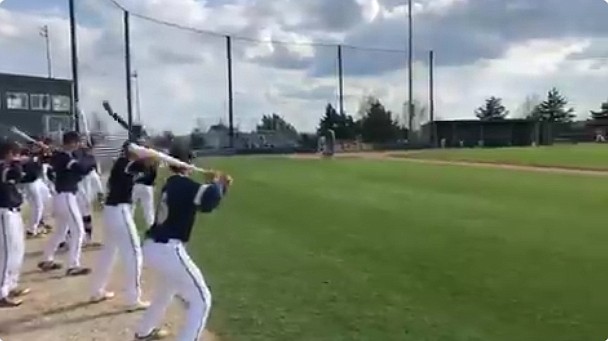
[396,143,608,170]
[178,157,608,341]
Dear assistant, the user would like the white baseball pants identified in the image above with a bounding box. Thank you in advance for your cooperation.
[136,240,211,341]
[43,193,85,268]
[132,184,155,227]
[90,204,143,305]
[24,179,50,234]
[0,209,25,299]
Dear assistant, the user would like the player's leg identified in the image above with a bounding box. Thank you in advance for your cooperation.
[0,211,22,307]
[64,193,89,276]
[141,185,155,227]
[135,242,175,339]
[174,244,212,341]
[26,181,44,237]
[7,211,29,298]
[40,195,69,270]
[117,205,145,309]
[90,205,120,301]
[77,191,93,244]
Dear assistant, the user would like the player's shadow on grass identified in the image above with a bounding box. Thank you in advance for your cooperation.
[0,301,128,336]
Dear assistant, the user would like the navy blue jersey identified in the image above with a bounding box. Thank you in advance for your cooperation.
[0,161,24,208]
[105,157,146,205]
[134,163,157,186]
[146,175,224,243]
[20,157,43,183]
[51,150,95,193]
[74,148,98,174]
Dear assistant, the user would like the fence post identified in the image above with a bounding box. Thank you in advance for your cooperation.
[337,45,344,115]
[69,0,80,132]
[123,10,134,141]
[226,35,234,148]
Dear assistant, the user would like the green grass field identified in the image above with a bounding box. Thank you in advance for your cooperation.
[166,155,608,341]
[396,143,608,170]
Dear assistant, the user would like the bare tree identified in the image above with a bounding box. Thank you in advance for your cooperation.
[402,99,428,132]
[514,94,541,119]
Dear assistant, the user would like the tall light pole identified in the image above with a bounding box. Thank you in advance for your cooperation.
[132,71,142,123]
[39,25,52,78]
[407,0,414,139]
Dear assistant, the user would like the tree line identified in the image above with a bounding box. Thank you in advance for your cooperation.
[182,86,608,149]
[476,87,608,123]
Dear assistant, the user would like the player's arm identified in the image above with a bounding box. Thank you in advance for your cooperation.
[192,173,232,213]
[2,161,24,183]
[65,153,93,175]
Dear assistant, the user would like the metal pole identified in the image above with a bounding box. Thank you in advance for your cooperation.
[226,35,234,148]
[133,71,141,123]
[429,50,435,146]
[68,0,80,132]
[40,26,52,78]
[338,45,344,115]
[124,10,134,141]
[407,0,414,138]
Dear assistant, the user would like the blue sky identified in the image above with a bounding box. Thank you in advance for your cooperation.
[1,0,608,134]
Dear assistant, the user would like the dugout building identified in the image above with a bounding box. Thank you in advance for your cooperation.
[0,72,74,137]
[421,119,552,147]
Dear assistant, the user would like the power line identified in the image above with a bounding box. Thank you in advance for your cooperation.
[100,0,409,54]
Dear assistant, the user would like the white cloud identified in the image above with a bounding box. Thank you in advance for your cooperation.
[1,0,608,135]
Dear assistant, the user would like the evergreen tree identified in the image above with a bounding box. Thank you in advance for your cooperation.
[317,103,357,140]
[359,99,400,143]
[528,87,575,122]
[475,96,508,121]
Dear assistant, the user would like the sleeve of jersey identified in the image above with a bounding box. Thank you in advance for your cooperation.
[2,163,24,183]
[67,156,92,175]
[125,160,146,175]
[193,182,224,213]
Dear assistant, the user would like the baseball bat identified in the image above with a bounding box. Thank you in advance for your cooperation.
[127,143,207,173]
[10,126,50,149]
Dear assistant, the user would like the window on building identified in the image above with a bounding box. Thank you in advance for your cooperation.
[6,92,29,110]
[31,94,51,111]
[52,95,71,112]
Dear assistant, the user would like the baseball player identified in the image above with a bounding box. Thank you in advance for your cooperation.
[132,153,158,228]
[20,145,51,238]
[90,142,151,310]
[38,131,96,276]
[0,140,30,307]
[134,143,232,341]
[74,144,104,245]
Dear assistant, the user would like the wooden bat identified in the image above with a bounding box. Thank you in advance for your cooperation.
[127,143,207,173]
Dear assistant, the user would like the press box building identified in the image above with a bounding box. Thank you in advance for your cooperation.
[0,72,74,138]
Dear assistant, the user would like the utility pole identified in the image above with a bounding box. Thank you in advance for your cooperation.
[69,0,80,131]
[337,45,344,115]
[123,10,134,140]
[132,71,142,123]
[40,25,52,78]
[407,0,414,138]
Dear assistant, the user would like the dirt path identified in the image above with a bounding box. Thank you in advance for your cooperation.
[290,151,608,176]
[0,216,218,341]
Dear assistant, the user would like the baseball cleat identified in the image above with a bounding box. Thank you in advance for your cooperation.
[0,297,23,308]
[127,300,151,312]
[91,291,115,303]
[134,328,170,340]
[66,267,92,277]
[9,287,31,298]
[38,261,63,271]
